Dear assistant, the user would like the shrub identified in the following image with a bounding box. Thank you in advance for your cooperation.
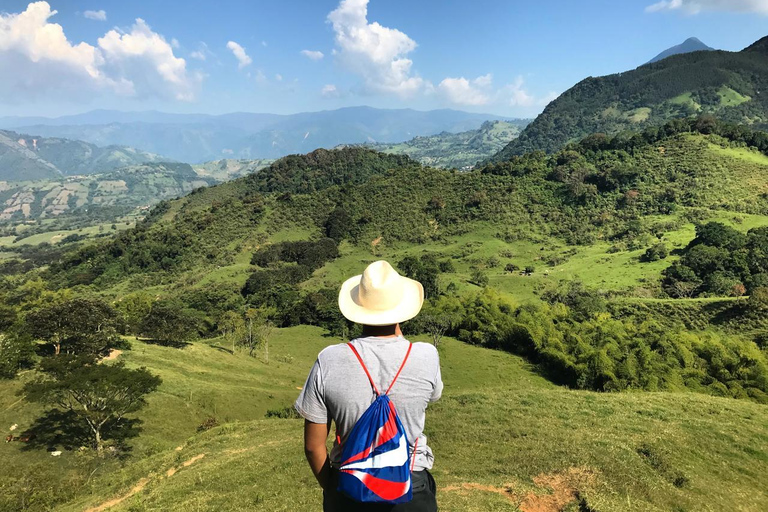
[641,243,669,262]
[470,269,489,287]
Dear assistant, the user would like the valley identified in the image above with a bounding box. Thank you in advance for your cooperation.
[1,6,768,510]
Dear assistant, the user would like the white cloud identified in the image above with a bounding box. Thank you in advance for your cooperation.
[0,2,198,102]
[98,18,198,101]
[321,84,340,98]
[301,49,324,61]
[275,73,283,81]
[83,9,106,21]
[501,76,557,108]
[505,77,535,107]
[226,41,252,69]
[646,0,768,14]
[171,38,180,49]
[189,41,213,61]
[438,74,493,106]
[327,0,428,98]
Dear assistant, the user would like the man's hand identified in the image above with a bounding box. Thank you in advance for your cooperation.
[304,419,332,491]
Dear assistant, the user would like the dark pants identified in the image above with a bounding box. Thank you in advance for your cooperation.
[323,469,438,512]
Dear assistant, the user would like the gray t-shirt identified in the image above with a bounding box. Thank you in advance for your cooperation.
[294,335,443,471]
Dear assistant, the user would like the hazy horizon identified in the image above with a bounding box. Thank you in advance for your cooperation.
[1,0,767,119]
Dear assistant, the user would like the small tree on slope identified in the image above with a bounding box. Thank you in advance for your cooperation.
[23,356,161,454]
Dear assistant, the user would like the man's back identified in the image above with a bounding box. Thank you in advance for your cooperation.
[295,335,443,471]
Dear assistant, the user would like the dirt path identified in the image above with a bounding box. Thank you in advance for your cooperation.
[103,349,122,361]
[84,478,150,512]
[442,467,595,512]
[84,453,206,512]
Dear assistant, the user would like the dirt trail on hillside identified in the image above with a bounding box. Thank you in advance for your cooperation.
[102,349,122,361]
[84,453,206,512]
[84,478,150,512]
[443,467,595,512]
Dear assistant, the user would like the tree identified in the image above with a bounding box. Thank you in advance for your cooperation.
[114,292,154,335]
[641,243,669,262]
[259,321,274,364]
[422,314,449,348]
[26,298,123,356]
[749,287,768,312]
[239,308,275,360]
[218,311,245,354]
[672,281,699,299]
[470,269,489,287]
[139,301,197,345]
[0,330,35,379]
[24,357,161,454]
[243,307,260,357]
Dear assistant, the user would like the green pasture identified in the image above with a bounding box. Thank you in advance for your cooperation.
[2,326,765,511]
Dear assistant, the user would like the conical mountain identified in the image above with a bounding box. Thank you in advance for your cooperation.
[489,35,768,162]
[648,37,714,64]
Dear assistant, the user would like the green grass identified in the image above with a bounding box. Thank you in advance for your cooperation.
[669,92,701,111]
[717,86,750,108]
[1,326,763,511]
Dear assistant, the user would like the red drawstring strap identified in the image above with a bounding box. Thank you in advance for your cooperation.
[411,437,419,471]
[347,342,413,396]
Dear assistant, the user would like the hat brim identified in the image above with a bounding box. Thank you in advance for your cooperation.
[338,274,424,326]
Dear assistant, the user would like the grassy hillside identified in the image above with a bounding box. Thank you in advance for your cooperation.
[0,160,274,249]
[2,327,767,512]
[3,121,768,511]
[364,120,529,169]
[0,129,167,181]
[492,35,768,160]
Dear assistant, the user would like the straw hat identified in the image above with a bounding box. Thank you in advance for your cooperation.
[338,260,424,326]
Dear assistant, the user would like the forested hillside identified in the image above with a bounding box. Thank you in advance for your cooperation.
[492,35,768,161]
[3,118,768,511]
[364,120,529,169]
[0,130,167,181]
[3,117,765,397]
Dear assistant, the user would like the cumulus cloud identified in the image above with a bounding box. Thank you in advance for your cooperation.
[327,0,428,97]
[0,2,198,102]
[301,49,324,60]
[98,18,198,100]
[83,9,106,21]
[226,40,252,69]
[646,0,768,14]
[438,74,493,106]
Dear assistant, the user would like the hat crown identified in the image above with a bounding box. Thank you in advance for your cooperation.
[357,261,405,311]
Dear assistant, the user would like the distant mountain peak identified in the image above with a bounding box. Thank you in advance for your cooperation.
[648,37,715,64]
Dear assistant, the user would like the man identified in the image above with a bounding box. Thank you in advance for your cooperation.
[295,260,443,511]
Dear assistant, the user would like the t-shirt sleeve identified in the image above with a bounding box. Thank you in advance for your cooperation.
[294,358,328,424]
[430,353,443,403]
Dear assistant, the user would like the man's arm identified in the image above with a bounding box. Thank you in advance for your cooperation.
[304,419,332,491]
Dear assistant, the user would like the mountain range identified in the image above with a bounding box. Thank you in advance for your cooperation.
[0,129,166,181]
[491,35,768,161]
[0,107,509,163]
[352,120,529,169]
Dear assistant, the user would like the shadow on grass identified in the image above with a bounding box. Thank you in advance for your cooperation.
[210,345,234,355]
[20,409,141,456]
[138,337,191,349]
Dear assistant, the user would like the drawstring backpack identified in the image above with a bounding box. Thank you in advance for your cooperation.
[337,342,418,503]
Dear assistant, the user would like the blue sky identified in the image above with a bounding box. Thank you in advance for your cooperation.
[0,0,767,118]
